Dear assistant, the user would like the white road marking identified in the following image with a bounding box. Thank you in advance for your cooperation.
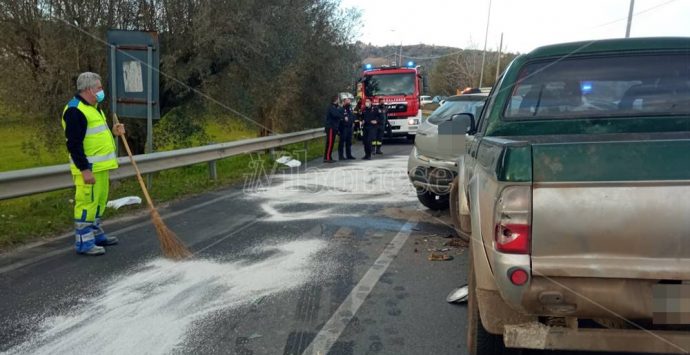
[302,219,417,355]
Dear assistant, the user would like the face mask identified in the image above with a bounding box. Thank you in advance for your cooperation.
[365,103,371,108]
[95,89,105,103]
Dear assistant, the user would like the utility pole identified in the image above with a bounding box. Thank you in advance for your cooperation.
[478,0,492,88]
[495,32,503,82]
[626,0,635,38]
[399,42,403,66]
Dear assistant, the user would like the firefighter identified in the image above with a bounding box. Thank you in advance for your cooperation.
[373,98,388,155]
[360,98,380,160]
[323,95,342,163]
[353,97,363,141]
[62,72,123,256]
[338,98,356,160]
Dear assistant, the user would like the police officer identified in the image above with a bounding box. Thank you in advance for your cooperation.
[323,95,342,163]
[62,72,123,256]
[360,98,380,160]
[338,98,356,160]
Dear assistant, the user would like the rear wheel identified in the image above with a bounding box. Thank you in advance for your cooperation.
[467,250,520,355]
[416,189,449,210]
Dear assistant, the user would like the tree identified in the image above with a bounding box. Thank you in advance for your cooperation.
[0,0,360,155]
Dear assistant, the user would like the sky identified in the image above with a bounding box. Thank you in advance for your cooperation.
[339,0,690,53]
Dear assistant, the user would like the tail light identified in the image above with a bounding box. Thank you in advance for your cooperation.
[494,186,531,254]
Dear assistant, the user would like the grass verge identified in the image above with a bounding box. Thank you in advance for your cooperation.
[0,137,325,250]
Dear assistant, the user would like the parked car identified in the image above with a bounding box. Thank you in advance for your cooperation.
[407,93,487,210]
[453,37,690,354]
[420,95,433,105]
[432,95,447,104]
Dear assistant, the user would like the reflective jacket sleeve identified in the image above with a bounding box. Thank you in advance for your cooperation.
[63,107,90,171]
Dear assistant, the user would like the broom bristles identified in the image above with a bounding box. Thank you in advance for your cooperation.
[150,209,192,260]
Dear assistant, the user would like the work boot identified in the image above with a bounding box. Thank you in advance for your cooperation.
[93,221,119,246]
[80,245,106,256]
[75,224,105,255]
[376,148,383,155]
[95,234,119,246]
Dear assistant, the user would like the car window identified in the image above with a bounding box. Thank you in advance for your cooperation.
[427,99,485,125]
[504,53,690,119]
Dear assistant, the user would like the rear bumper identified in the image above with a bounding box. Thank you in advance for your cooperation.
[505,323,690,354]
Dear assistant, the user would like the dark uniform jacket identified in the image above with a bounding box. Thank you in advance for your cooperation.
[340,105,355,131]
[360,106,381,129]
[325,104,343,131]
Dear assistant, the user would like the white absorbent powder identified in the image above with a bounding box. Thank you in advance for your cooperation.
[246,155,418,221]
[5,239,326,355]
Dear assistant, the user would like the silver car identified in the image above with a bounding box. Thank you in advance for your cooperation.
[407,94,487,210]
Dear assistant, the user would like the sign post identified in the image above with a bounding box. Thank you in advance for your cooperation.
[106,30,160,188]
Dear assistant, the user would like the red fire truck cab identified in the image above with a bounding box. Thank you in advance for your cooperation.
[357,62,423,140]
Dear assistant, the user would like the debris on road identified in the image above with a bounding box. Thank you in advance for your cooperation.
[106,196,142,209]
[428,252,453,261]
[427,247,451,252]
[446,285,469,303]
[444,239,468,248]
[275,156,302,168]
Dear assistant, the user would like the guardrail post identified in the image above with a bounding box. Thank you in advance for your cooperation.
[208,160,217,180]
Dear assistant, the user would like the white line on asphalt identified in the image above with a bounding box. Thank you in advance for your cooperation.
[0,191,243,275]
[301,219,417,355]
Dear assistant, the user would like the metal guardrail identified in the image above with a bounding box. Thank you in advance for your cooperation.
[0,128,325,200]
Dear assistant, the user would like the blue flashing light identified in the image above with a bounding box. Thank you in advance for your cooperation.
[364,63,373,70]
[407,61,414,67]
[581,81,593,94]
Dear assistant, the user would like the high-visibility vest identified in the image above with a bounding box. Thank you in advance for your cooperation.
[61,97,118,175]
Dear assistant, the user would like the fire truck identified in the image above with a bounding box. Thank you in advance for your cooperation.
[356,62,423,140]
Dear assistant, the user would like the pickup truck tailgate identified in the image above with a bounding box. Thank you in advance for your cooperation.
[530,137,690,280]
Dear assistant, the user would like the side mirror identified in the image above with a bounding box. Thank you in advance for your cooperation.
[451,113,476,134]
[449,113,476,134]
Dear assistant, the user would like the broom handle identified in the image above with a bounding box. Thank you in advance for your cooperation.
[113,113,156,211]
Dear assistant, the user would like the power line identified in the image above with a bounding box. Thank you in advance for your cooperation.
[366,0,681,61]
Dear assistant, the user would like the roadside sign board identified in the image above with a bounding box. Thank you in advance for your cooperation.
[106,30,160,120]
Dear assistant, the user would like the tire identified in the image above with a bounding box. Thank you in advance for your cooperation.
[467,250,520,355]
[416,189,449,210]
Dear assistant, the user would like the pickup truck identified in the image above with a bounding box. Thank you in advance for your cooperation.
[451,37,690,354]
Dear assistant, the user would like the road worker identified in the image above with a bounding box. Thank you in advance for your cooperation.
[62,72,124,256]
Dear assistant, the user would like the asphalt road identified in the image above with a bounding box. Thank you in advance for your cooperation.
[0,139,665,355]
[0,140,470,355]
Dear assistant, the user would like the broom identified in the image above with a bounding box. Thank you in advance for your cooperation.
[113,113,192,260]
